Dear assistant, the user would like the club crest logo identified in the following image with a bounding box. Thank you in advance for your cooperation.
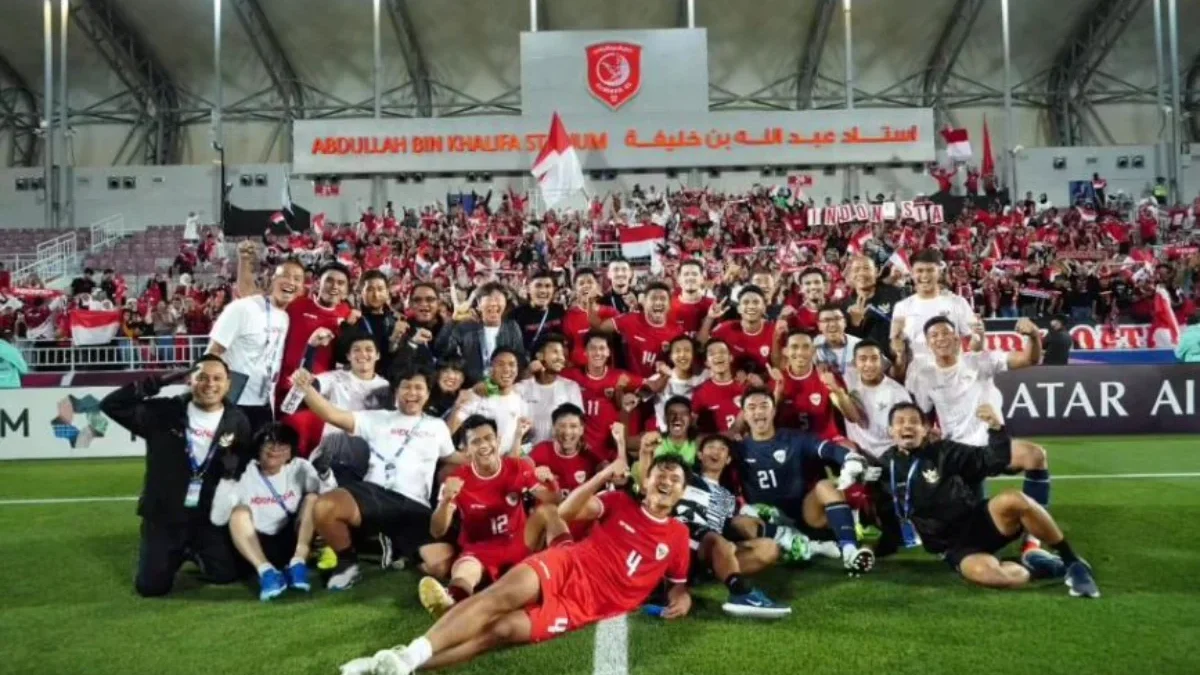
[809,393,822,406]
[922,468,940,484]
[759,346,771,357]
[586,42,642,110]
[773,449,787,464]
[877,302,891,313]
[655,542,669,560]
[505,493,520,507]
[574,470,588,485]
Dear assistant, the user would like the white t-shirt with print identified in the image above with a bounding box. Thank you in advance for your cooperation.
[844,371,913,459]
[459,391,530,454]
[314,370,389,436]
[905,352,1007,446]
[185,403,223,467]
[209,296,290,406]
[892,292,975,361]
[515,376,583,445]
[352,411,456,506]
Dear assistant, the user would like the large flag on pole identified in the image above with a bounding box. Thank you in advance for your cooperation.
[281,176,294,216]
[981,116,996,178]
[531,112,586,209]
[940,127,972,161]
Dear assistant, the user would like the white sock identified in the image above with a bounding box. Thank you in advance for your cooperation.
[255,562,274,577]
[408,637,433,666]
[289,556,305,568]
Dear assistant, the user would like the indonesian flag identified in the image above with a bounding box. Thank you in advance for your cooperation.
[941,127,972,161]
[985,238,1002,260]
[531,112,586,209]
[888,249,911,276]
[70,309,121,346]
[1150,286,1181,347]
[269,211,286,225]
[619,224,666,258]
[847,229,873,255]
[312,212,326,236]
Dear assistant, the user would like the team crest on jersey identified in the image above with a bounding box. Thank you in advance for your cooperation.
[505,493,520,506]
[759,346,771,357]
[876,302,891,314]
[922,468,940,484]
[218,433,234,448]
[574,470,587,484]
[809,393,822,406]
[604,388,615,399]
[773,449,786,464]
[655,543,669,560]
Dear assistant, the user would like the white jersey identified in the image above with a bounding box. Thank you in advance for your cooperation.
[892,291,975,361]
[209,296,289,406]
[458,391,530,454]
[844,372,912,459]
[209,458,334,534]
[654,371,708,430]
[905,352,1007,446]
[352,411,456,506]
[813,335,861,379]
[314,370,389,436]
[515,376,584,445]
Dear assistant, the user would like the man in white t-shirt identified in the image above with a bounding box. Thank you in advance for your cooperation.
[294,365,466,590]
[891,249,976,362]
[514,334,583,445]
[449,348,531,456]
[312,334,390,437]
[844,340,912,459]
[208,259,305,428]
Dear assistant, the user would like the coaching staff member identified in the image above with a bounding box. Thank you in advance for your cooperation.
[101,355,253,597]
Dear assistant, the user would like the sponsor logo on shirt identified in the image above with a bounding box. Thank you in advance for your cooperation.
[250,489,296,507]
[188,426,215,441]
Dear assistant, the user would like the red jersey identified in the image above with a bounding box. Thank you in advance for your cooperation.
[614,313,684,378]
[711,320,775,370]
[281,296,352,380]
[451,457,540,547]
[528,441,599,499]
[669,295,713,337]
[691,377,745,433]
[776,367,841,439]
[563,305,619,367]
[562,367,643,462]
[786,305,820,335]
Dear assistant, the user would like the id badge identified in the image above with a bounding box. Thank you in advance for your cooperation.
[384,462,397,484]
[900,519,922,548]
[184,479,202,508]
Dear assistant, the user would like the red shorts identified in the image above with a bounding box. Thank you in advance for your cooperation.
[522,544,608,643]
[456,536,531,583]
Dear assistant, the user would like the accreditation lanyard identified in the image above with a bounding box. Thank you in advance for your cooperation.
[372,418,423,483]
[258,468,294,516]
[530,307,550,348]
[889,457,922,548]
[261,299,282,396]
[183,431,220,509]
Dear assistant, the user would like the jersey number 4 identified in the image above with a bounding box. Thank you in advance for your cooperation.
[626,550,643,577]
[757,469,778,490]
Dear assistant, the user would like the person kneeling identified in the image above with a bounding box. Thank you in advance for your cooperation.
[417,415,558,618]
[873,403,1099,598]
[211,423,335,601]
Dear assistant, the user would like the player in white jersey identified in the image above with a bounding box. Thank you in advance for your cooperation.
[891,249,975,361]
[844,341,912,460]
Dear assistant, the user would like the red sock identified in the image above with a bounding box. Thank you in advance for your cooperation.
[448,584,471,603]
[549,532,574,548]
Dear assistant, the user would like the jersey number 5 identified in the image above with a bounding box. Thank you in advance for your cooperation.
[626,550,643,577]
[757,469,778,490]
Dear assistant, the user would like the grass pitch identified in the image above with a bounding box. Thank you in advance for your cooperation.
[1,436,1199,675]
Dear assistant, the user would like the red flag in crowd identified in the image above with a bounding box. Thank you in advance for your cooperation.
[981,116,995,178]
[888,249,911,276]
[847,229,873,255]
[312,213,326,236]
[269,211,285,225]
[531,112,586,209]
[940,127,972,160]
[1150,286,1181,347]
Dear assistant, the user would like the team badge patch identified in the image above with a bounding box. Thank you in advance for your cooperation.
[218,433,234,448]
[759,346,771,357]
[809,393,822,406]
[655,542,669,560]
[773,449,787,464]
[574,470,587,484]
[586,42,643,110]
[922,468,940,484]
[505,493,520,506]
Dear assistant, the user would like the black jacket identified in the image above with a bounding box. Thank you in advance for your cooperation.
[509,302,566,354]
[101,377,253,525]
[841,284,908,353]
[434,319,527,384]
[873,428,1012,556]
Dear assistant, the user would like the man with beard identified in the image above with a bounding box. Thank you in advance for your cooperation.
[209,259,304,428]
[669,259,714,337]
[841,255,907,352]
[449,349,531,457]
[589,281,685,379]
[417,416,558,618]
[874,403,1098,597]
[702,285,775,371]
[435,282,526,385]
[510,270,565,354]
[514,335,583,445]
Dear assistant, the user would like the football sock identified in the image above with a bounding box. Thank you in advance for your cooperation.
[724,574,752,596]
[447,583,471,603]
[1023,469,1051,507]
[255,562,274,577]
[407,637,433,667]
[1050,539,1080,566]
[823,502,858,551]
[288,557,305,568]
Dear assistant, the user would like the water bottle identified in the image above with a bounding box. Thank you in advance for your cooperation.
[280,385,306,414]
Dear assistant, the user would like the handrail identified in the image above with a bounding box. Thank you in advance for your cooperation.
[16,334,209,372]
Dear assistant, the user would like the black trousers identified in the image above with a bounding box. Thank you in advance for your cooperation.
[237,404,274,430]
[135,517,239,597]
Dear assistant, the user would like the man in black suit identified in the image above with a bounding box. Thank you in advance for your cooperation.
[434,282,527,384]
[101,355,253,597]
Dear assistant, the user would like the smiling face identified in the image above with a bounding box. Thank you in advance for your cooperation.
[347,339,379,376]
[889,406,928,450]
[643,461,687,515]
[912,261,941,296]
[664,402,691,440]
[585,335,611,369]
[608,262,632,290]
[925,321,960,360]
[258,440,293,473]
[409,287,439,322]
[318,269,350,306]
[854,344,885,385]
[552,412,584,451]
[644,288,670,323]
[738,292,766,323]
[394,374,431,415]
[848,256,877,290]
[478,290,507,326]
[698,437,732,477]
[465,422,500,470]
[705,341,732,377]
[538,341,568,374]
[818,309,846,342]
[784,332,814,371]
[669,338,694,372]
[491,352,519,389]
[528,276,555,306]
[678,263,703,293]
[574,273,599,303]
[437,367,464,395]
[742,391,775,436]
[800,273,827,305]
[362,277,389,311]
[269,263,306,307]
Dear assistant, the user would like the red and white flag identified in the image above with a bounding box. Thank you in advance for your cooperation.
[618,224,666,258]
[847,229,874,255]
[70,309,121,346]
[531,112,586,209]
[888,249,911,276]
[985,238,1003,260]
[1150,286,1181,347]
[940,127,972,161]
[311,212,326,236]
[269,211,286,225]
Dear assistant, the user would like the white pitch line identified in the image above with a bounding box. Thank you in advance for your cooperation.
[593,615,629,675]
[0,496,137,506]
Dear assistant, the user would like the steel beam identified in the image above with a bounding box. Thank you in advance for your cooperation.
[70,0,182,164]
[1187,48,1200,141]
[0,50,39,167]
[795,0,835,109]
[1047,0,1147,146]
[230,0,304,119]
[921,0,986,127]
[385,0,432,117]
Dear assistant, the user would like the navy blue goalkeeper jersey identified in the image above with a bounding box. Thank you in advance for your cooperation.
[738,429,851,509]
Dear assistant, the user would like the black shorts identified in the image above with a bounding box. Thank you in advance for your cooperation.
[342,481,434,559]
[942,500,1022,572]
[259,525,299,570]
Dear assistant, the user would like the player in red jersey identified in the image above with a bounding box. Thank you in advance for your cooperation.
[561,268,617,368]
[784,267,828,335]
[561,331,654,463]
[527,403,599,539]
[669,259,713,336]
[773,330,862,441]
[702,285,775,371]
[277,262,353,387]
[589,281,684,378]
[691,339,745,434]
[416,416,557,618]
[338,451,692,675]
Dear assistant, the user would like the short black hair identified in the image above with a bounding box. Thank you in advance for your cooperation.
[647,452,692,484]
[551,402,584,424]
[410,281,439,297]
[253,422,299,457]
[582,329,610,348]
[705,338,730,354]
[436,358,465,374]
[664,395,692,412]
[317,261,351,281]
[490,347,521,364]
[665,335,696,368]
[738,285,766,301]
[785,329,814,343]
[853,339,885,355]
[817,303,844,316]
[922,315,955,335]
[277,257,306,274]
[478,281,507,298]
[643,281,672,296]
[529,269,556,283]
[194,353,231,375]
[535,333,569,354]
[888,402,926,425]
[608,257,631,268]
[679,259,704,273]
[799,267,827,283]
[574,267,598,281]
[740,387,775,408]
[912,249,943,266]
[391,364,434,390]
[361,269,388,286]
[460,414,498,438]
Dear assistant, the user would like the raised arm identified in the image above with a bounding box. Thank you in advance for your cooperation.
[1006,318,1042,370]
[291,368,355,433]
[235,241,262,299]
[430,476,462,539]
[558,446,628,523]
[99,369,190,438]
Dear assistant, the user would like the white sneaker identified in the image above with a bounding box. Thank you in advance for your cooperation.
[841,546,875,575]
[809,540,842,560]
[372,648,419,675]
[327,563,361,591]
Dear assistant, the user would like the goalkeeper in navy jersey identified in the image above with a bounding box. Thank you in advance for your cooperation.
[736,388,876,574]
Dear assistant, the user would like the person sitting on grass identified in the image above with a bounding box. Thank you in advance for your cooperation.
[210,423,335,601]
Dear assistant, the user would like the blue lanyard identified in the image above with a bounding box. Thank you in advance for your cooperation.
[371,418,423,466]
[263,298,272,350]
[530,307,550,347]
[185,432,219,479]
[258,468,294,516]
[889,457,920,520]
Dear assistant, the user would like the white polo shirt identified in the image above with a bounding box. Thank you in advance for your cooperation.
[843,371,913,459]
[209,296,289,407]
[352,410,456,506]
